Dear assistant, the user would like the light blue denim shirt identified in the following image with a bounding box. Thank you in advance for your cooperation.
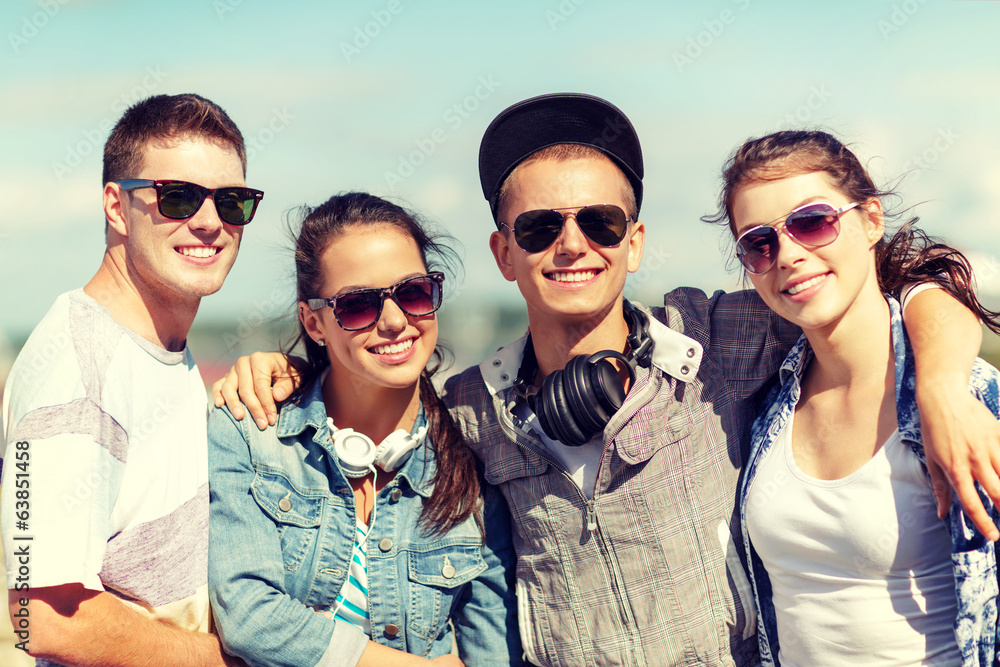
[739,297,1000,666]
[208,377,524,667]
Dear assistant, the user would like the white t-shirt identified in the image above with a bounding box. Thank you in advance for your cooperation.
[1,289,211,631]
[746,412,961,666]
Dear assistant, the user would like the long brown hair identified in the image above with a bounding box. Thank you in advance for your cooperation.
[287,192,483,536]
[702,130,1000,334]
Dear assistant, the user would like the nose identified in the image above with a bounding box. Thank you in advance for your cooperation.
[774,226,809,270]
[186,196,224,234]
[552,213,589,257]
[376,295,408,334]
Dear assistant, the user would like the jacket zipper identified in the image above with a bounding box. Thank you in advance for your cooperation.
[496,410,642,663]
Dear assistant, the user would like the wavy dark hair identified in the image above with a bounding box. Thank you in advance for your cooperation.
[702,130,1000,334]
[286,192,482,536]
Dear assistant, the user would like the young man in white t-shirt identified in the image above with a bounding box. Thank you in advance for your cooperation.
[1,93,263,667]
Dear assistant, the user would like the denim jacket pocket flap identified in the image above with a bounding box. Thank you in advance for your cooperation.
[251,471,324,527]
[409,543,486,589]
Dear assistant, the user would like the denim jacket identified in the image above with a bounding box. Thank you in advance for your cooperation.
[208,377,524,667]
[739,297,1000,666]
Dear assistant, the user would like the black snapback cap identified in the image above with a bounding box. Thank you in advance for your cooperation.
[478,92,644,222]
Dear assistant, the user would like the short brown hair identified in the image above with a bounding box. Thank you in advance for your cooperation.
[102,93,246,185]
[495,143,637,229]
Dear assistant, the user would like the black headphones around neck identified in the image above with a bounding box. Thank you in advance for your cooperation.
[514,301,653,447]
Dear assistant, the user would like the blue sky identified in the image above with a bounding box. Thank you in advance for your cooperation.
[2,0,999,354]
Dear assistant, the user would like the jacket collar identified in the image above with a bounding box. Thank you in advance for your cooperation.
[478,302,704,396]
[274,375,436,497]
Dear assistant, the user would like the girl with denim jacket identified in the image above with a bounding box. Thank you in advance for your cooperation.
[208,193,523,667]
[705,131,1000,665]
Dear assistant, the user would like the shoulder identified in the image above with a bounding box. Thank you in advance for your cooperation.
[662,286,780,341]
[442,364,490,412]
[4,293,93,436]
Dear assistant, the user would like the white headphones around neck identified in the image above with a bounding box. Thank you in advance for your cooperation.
[328,417,427,479]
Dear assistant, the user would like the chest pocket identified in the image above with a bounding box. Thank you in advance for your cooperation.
[251,470,324,573]
[405,537,487,641]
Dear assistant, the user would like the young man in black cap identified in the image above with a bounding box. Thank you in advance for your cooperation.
[440,92,989,666]
[216,93,992,666]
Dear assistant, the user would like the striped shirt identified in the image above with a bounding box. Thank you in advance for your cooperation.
[0,290,211,640]
[332,519,371,635]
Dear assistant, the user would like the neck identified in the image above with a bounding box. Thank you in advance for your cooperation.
[84,251,199,352]
[323,368,421,444]
[527,297,630,379]
[800,282,892,392]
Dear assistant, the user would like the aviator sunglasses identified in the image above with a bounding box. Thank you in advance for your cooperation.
[307,272,445,331]
[502,204,632,253]
[116,179,264,225]
[735,201,860,274]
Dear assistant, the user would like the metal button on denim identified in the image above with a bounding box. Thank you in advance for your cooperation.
[379,538,393,552]
[385,624,400,636]
[390,489,402,502]
[442,561,456,579]
[278,497,292,512]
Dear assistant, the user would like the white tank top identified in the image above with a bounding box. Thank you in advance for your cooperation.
[746,413,961,666]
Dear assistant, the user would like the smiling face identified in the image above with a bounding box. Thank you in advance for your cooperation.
[731,170,885,334]
[299,225,438,393]
[108,135,246,306]
[490,156,644,333]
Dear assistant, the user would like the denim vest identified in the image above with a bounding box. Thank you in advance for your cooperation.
[739,297,1000,666]
[208,377,523,667]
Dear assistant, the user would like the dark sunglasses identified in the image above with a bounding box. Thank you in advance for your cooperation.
[735,202,860,274]
[116,179,264,225]
[307,272,445,331]
[501,204,632,253]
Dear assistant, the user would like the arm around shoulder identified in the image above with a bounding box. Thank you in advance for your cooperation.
[904,288,1000,540]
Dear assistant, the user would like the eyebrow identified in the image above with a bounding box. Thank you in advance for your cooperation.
[735,195,829,237]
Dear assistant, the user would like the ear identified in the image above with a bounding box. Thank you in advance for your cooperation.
[489,229,518,282]
[103,182,129,237]
[298,301,326,344]
[626,221,645,273]
[861,198,885,249]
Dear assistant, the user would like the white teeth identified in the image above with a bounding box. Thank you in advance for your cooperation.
[372,338,414,355]
[786,274,826,295]
[179,246,218,258]
[549,270,596,283]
